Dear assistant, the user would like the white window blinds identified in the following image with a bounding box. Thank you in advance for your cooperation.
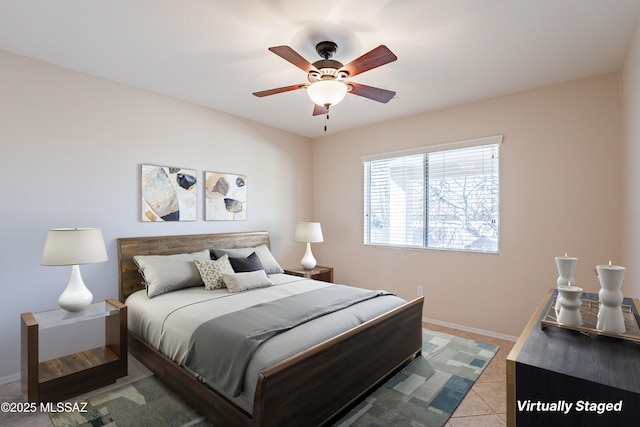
[363,136,501,253]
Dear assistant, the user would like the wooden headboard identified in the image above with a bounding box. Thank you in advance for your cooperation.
[117,231,271,302]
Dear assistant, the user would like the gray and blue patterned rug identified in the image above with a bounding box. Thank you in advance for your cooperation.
[336,329,499,426]
[50,329,498,427]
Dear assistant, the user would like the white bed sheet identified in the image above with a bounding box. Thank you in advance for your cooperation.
[126,273,406,412]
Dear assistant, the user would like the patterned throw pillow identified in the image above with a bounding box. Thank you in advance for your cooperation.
[194,254,234,290]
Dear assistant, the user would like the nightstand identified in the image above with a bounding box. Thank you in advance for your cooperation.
[284,266,334,283]
[21,299,127,403]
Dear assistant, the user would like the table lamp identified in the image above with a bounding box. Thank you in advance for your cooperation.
[294,222,323,270]
[41,228,108,312]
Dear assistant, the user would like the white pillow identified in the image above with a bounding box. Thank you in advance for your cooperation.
[194,255,234,290]
[134,249,210,298]
[212,244,284,274]
[223,270,274,293]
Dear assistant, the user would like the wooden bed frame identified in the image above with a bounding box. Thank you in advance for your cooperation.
[117,231,424,426]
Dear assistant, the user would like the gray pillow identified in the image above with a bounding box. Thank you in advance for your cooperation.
[223,270,274,293]
[228,252,264,272]
[134,249,210,298]
[211,244,284,274]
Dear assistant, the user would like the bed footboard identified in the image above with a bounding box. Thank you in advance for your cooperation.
[253,296,424,427]
[128,331,253,427]
[128,297,423,427]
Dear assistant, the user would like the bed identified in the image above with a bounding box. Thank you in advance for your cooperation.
[117,231,424,426]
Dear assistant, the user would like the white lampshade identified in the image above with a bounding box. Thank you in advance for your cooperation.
[41,228,108,312]
[295,222,323,270]
[295,222,324,243]
[307,80,348,108]
[41,228,108,265]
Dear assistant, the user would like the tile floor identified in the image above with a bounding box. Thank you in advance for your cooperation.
[0,323,514,427]
[423,322,515,427]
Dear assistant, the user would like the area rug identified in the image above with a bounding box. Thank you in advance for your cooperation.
[49,329,498,427]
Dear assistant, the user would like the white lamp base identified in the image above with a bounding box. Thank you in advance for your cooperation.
[300,242,317,270]
[58,264,93,312]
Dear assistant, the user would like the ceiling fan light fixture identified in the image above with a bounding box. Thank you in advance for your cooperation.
[307,79,348,108]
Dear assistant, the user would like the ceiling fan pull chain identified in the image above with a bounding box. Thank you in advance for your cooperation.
[324,111,329,132]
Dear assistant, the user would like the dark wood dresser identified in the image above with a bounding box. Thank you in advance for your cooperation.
[507,289,640,426]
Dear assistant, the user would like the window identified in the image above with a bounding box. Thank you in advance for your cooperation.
[363,136,501,253]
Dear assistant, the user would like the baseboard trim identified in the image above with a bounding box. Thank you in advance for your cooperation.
[423,317,518,342]
[0,372,20,386]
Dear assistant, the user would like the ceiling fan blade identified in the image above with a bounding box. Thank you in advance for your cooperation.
[312,104,329,116]
[268,46,317,73]
[349,82,396,103]
[252,84,306,97]
[342,45,397,77]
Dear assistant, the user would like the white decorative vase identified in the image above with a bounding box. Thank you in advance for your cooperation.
[557,286,583,326]
[555,256,578,311]
[57,264,93,312]
[596,264,626,334]
[300,242,317,270]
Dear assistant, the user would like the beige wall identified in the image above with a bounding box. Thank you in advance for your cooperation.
[0,50,312,379]
[622,19,640,298]
[2,30,636,379]
[312,74,622,338]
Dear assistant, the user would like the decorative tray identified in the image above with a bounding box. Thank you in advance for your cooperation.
[541,297,640,344]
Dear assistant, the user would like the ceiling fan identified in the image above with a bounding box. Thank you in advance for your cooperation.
[252,41,397,117]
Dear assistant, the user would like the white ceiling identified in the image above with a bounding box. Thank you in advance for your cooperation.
[1,0,639,139]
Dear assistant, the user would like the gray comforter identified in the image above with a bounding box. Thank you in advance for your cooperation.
[126,274,408,412]
[184,285,391,396]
